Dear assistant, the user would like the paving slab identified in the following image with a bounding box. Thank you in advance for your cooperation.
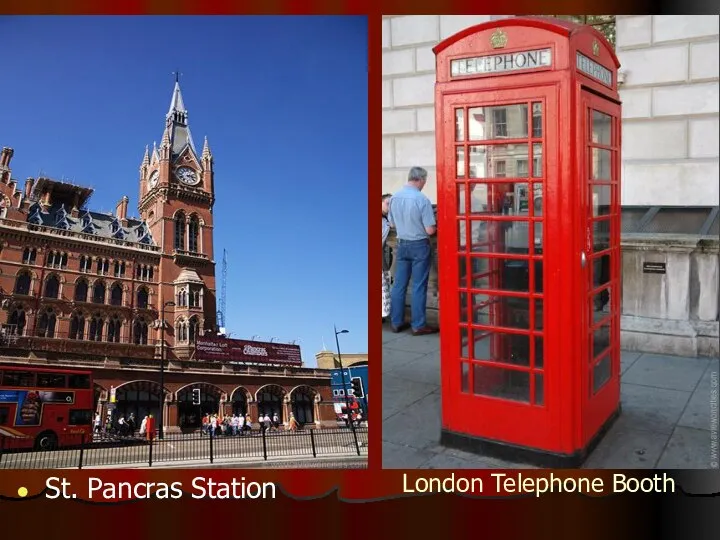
[382,328,405,345]
[382,374,437,421]
[382,347,428,374]
[656,426,715,469]
[622,353,709,392]
[620,351,642,375]
[614,383,691,435]
[677,363,719,431]
[419,452,498,469]
[385,351,441,386]
[383,332,441,355]
[582,425,670,469]
[382,392,441,451]
[382,441,438,469]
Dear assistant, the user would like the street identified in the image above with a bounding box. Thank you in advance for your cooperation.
[0,428,368,469]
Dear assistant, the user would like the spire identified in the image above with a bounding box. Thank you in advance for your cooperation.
[142,145,150,166]
[202,136,212,159]
[151,141,159,164]
[161,126,171,147]
[167,81,186,117]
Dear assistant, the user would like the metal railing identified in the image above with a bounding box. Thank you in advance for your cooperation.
[0,426,368,469]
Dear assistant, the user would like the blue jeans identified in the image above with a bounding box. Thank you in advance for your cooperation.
[390,239,431,330]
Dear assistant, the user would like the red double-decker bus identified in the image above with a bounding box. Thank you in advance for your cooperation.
[0,364,94,450]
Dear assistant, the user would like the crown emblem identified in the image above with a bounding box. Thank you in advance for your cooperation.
[490,29,508,49]
[592,40,600,56]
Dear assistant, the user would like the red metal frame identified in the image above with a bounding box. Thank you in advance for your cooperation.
[435,17,621,461]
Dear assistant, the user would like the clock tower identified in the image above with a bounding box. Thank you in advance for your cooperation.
[138,79,217,357]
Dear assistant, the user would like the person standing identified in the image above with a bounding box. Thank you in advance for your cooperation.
[388,167,438,335]
[382,193,393,322]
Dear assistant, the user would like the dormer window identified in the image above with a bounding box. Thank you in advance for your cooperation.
[110,218,120,234]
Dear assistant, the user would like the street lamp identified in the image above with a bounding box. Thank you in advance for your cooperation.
[158,300,176,440]
[334,326,351,411]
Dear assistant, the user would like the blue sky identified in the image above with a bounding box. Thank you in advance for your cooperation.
[0,16,368,366]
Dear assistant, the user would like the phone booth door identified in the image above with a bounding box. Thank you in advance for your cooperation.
[579,90,622,445]
[440,85,558,449]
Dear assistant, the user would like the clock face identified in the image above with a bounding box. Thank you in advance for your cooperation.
[175,167,198,186]
[148,171,159,188]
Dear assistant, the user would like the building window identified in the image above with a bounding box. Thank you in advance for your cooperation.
[96,258,109,275]
[174,212,185,251]
[177,288,187,307]
[14,272,31,295]
[45,251,66,269]
[136,265,154,281]
[22,248,37,265]
[74,279,88,302]
[36,308,57,338]
[516,159,529,178]
[89,314,103,341]
[137,288,149,309]
[92,281,106,304]
[79,256,92,273]
[114,261,125,277]
[177,319,187,342]
[495,160,506,178]
[493,108,507,138]
[133,317,149,345]
[532,103,543,138]
[69,312,85,340]
[107,315,121,343]
[110,283,123,306]
[188,216,199,253]
[8,306,26,335]
[189,317,200,344]
[44,275,60,299]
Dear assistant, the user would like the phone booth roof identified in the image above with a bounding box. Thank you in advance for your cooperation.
[433,16,620,94]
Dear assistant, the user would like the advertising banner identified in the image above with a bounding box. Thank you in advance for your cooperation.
[195,338,302,366]
[0,390,75,426]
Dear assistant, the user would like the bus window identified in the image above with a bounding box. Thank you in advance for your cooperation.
[38,373,67,388]
[68,374,91,389]
[69,409,93,426]
[2,371,35,387]
[0,406,9,425]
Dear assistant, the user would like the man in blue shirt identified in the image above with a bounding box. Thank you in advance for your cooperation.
[387,167,438,335]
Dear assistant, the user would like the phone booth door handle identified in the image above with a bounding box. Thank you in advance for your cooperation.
[581,251,587,268]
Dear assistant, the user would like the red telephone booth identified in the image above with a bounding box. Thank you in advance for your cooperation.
[434,17,622,466]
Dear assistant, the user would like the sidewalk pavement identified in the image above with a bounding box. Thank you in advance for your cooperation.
[382,328,719,469]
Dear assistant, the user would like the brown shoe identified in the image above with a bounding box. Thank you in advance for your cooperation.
[412,326,439,336]
[391,323,410,333]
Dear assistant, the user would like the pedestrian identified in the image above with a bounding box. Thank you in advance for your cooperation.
[94,413,101,434]
[231,414,239,436]
[272,413,279,429]
[263,414,271,433]
[288,414,298,432]
[388,166,439,336]
[139,415,148,436]
[382,193,393,323]
[238,413,245,435]
[210,415,218,437]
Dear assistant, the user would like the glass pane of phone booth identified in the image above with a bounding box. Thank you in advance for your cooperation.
[456,101,545,406]
[586,107,618,396]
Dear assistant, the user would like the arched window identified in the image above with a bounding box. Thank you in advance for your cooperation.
[22,248,37,265]
[174,212,185,251]
[110,283,123,306]
[188,216,199,253]
[74,279,88,302]
[89,314,103,341]
[69,312,85,340]
[176,319,188,342]
[44,275,60,298]
[36,308,57,338]
[8,306,26,335]
[189,317,200,344]
[14,272,31,295]
[177,288,187,307]
[133,317,149,345]
[137,288,149,309]
[107,315,122,343]
[92,281,106,303]
[291,387,316,425]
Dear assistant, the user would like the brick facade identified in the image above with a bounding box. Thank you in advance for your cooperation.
[0,83,335,430]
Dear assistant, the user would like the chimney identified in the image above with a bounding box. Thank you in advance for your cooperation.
[24,178,34,199]
[0,147,13,168]
[116,196,129,221]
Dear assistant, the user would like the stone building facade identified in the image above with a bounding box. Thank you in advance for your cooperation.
[0,83,336,430]
[382,15,719,356]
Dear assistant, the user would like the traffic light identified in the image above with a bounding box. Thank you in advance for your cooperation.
[192,388,201,405]
[350,377,364,399]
